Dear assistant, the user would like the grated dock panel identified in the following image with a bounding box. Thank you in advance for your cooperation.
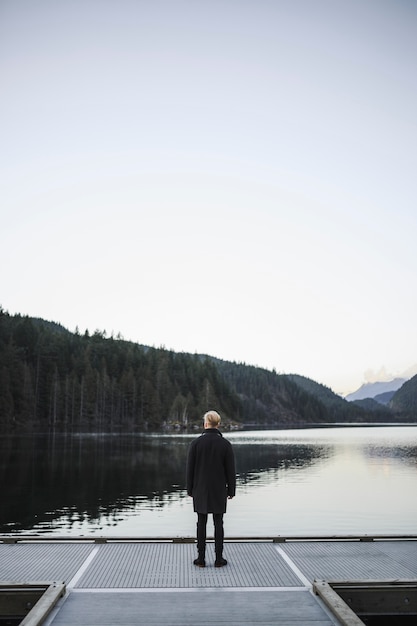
[281,541,417,582]
[376,540,417,576]
[75,542,303,588]
[0,543,95,582]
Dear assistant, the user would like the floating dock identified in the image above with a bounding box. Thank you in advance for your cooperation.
[0,535,416,625]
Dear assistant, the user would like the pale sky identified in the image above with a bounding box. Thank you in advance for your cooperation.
[1,0,416,396]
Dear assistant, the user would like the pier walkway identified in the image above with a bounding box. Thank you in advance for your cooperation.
[1,535,416,625]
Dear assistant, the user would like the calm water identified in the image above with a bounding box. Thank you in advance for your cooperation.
[1,426,416,537]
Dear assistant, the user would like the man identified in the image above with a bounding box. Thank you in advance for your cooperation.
[186,410,236,568]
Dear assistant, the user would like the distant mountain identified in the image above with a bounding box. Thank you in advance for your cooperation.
[286,374,399,422]
[345,378,406,402]
[390,374,417,416]
[373,391,396,406]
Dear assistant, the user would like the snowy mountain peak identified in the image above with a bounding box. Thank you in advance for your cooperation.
[345,378,406,402]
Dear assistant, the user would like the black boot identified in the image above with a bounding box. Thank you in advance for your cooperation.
[194,550,206,567]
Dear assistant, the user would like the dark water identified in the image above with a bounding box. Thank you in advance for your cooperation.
[1,426,416,537]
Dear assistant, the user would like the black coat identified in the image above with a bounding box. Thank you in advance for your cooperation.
[186,428,236,514]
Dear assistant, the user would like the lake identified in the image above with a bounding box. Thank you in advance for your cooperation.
[1,426,416,538]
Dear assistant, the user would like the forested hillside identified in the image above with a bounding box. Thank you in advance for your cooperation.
[0,309,240,430]
[390,374,417,417]
[285,374,397,421]
[207,360,327,425]
[286,374,364,421]
[0,309,415,431]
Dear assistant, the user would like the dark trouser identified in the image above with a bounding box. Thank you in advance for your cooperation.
[197,512,224,559]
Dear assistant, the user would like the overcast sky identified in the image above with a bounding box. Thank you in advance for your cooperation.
[1,0,416,395]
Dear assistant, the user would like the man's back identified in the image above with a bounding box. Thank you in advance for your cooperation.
[187,427,235,514]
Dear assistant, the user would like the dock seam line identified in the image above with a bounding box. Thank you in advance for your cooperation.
[274,545,312,588]
[67,545,101,589]
[70,586,308,593]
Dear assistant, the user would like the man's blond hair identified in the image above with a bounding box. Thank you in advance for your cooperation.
[204,410,221,428]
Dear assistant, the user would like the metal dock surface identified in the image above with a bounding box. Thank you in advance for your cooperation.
[1,536,416,625]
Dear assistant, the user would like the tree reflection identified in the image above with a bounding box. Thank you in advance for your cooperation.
[1,431,415,534]
[0,434,190,533]
[233,442,327,486]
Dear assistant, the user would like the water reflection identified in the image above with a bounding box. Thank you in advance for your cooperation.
[0,433,190,533]
[234,442,328,487]
[1,427,416,536]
